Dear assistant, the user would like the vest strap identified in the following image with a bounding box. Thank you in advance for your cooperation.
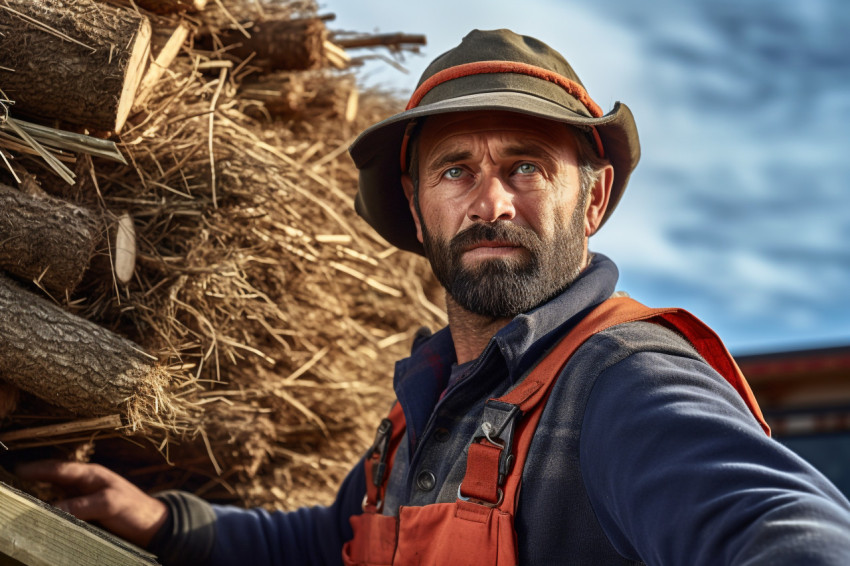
[459,296,771,512]
[459,440,504,504]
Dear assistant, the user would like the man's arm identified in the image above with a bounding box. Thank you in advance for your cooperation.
[202,458,366,566]
[581,349,850,565]
[16,456,367,566]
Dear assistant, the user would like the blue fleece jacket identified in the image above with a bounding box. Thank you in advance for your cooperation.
[163,253,850,565]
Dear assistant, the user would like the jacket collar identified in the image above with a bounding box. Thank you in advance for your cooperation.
[495,252,619,384]
[392,253,619,446]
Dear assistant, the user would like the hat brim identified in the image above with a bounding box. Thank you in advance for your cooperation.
[349,91,639,255]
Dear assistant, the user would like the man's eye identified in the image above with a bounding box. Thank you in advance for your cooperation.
[443,167,464,179]
[516,163,537,174]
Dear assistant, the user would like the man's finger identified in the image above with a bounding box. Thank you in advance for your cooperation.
[57,487,169,547]
[54,490,113,521]
[15,460,111,492]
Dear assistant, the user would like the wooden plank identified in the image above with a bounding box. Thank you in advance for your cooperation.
[0,482,159,566]
[0,552,26,566]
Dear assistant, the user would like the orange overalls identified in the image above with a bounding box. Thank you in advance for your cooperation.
[342,297,770,566]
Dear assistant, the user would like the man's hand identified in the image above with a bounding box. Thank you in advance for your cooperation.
[15,460,168,548]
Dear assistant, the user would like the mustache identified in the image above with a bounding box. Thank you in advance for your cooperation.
[449,221,540,254]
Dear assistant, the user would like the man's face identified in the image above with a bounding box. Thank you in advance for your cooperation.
[403,111,595,318]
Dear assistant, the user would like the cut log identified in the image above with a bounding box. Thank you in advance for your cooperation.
[0,0,151,132]
[242,70,357,119]
[201,17,327,71]
[0,183,100,295]
[0,272,159,418]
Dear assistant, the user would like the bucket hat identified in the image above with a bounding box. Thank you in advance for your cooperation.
[349,28,640,255]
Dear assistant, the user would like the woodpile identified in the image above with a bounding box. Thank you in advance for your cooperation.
[0,0,434,512]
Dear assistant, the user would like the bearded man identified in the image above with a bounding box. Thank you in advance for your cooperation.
[18,29,850,565]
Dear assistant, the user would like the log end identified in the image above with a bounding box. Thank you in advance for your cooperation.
[114,213,137,285]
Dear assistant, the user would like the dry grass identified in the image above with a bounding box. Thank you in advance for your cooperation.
[0,0,442,510]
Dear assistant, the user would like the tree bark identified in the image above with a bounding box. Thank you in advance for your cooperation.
[0,272,158,417]
[242,70,356,119]
[0,183,99,295]
[334,33,427,50]
[0,0,151,132]
[201,17,327,71]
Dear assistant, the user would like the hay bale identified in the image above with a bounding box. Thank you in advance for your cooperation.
[0,0,437,510]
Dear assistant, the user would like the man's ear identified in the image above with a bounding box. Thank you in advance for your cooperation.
[584,164,614,237]
[401,174,424,243]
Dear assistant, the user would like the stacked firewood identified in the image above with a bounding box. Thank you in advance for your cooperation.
[0,0,433,511]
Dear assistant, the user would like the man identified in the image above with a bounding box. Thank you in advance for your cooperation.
[18,29,850,565]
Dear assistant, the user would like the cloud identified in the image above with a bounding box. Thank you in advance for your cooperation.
[586,0,850,351]
[330,0,850,352]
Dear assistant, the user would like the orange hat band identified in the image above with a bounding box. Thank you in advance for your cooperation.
[400,60,606,171]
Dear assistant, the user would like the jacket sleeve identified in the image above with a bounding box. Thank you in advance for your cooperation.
[151,456,366,566]
[580,348,850,565]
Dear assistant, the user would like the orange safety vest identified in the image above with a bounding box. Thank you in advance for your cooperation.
[342,297,770,566]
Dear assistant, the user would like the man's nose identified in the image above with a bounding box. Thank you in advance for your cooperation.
[467,173,516,223]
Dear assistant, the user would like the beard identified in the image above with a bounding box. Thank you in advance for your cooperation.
[420,195,588,319]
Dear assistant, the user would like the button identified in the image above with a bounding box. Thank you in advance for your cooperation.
[416,470,436,491]
[433,427,450,442]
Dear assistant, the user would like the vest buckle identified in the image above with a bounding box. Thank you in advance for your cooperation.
[477,401,520,486]
[367,417,393,487]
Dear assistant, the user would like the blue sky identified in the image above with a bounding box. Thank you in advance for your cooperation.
[327,0,850,355]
